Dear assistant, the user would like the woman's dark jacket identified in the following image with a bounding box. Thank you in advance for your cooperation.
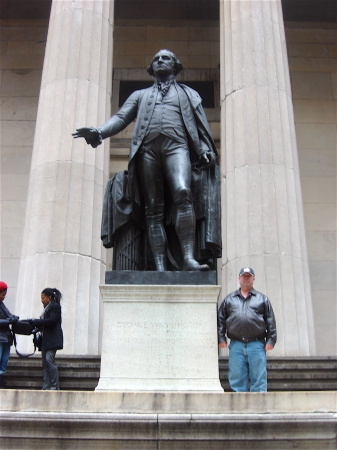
[31,302,63,351]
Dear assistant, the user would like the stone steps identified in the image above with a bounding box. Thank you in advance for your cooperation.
[1,390,336,449]
[5,355,337,391]
[6,355,99,390]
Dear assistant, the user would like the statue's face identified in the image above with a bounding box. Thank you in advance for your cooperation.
[151,50,175,77]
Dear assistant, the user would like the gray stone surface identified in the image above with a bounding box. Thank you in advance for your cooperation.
[0,391,336,449]
[1,390,336,414]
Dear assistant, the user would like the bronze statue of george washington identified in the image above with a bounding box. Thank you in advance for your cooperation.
[73,50,221,272]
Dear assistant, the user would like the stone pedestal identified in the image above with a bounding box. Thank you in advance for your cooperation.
[96,284,223,392]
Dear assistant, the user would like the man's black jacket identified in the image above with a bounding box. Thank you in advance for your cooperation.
[218,288,277,346]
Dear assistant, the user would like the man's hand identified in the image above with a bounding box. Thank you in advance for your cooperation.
[218,342,228,348]
[72,127,102,148]
[265,344,274,351]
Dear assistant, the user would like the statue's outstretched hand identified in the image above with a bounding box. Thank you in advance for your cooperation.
[193,151,216,171]
[72,127,102,148]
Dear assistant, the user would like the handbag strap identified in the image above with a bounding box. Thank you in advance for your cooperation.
[13,332,38,358]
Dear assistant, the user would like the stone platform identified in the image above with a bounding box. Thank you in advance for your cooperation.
[0,390,336,449]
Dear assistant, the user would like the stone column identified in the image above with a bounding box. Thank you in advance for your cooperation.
[15,0,114,354]
[220,0,315,355]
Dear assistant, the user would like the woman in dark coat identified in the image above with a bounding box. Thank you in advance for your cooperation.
[30,288,63,390]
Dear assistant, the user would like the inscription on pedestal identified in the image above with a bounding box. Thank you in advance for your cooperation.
[109,314,215,378]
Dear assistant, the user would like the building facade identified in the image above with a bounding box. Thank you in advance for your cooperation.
[1,0,336,356]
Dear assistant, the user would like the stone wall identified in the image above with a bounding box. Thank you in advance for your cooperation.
[0,18,336,355]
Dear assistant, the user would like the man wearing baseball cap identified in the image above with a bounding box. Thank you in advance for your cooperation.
[218,267,277,392]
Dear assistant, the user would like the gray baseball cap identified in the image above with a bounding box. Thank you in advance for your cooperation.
[239,267,255,276]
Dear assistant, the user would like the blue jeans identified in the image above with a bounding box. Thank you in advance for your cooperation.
[228,339,267,392]
[0,342,11,375]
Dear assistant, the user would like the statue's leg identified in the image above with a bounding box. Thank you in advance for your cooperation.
[136,148,168,271]
[165,147,209,271]
[147,224,167,271]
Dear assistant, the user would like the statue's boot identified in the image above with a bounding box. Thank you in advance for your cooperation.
[176,204,209,271]
[183,258,209,271]
[147,220,168,271]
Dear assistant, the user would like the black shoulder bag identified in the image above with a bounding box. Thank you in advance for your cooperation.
[11,320,42,357]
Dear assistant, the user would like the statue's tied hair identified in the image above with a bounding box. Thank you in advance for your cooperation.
[147,50,183,76]
[42,287,62,304]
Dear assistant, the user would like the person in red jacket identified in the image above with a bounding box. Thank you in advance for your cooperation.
[29,288,63,390]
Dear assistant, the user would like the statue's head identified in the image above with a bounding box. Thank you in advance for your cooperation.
[147,49,183,77]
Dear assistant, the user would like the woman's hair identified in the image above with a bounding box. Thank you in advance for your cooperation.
[147,49,183,76]
[42,287,62,304]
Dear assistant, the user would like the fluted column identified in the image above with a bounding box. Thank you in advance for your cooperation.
[15,0,114,354]
[220,0,315,355]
